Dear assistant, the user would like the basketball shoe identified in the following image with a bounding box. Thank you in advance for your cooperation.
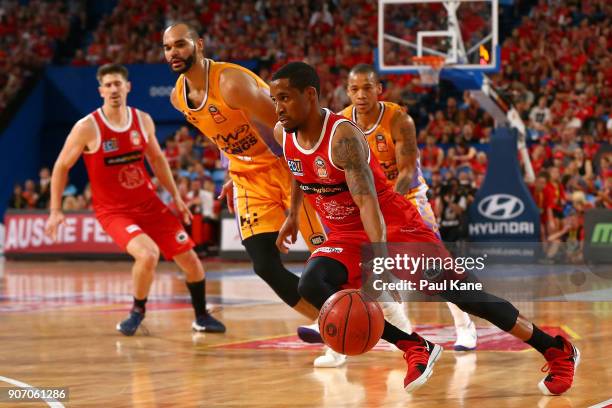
[453,320,477,351]
[538,336,580,395]
[397,336,443,393]
[298,323,323,343]
[117,310,145,336]
[192,313,226,333]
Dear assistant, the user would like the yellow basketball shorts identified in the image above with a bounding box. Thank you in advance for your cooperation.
[230,160,326,251]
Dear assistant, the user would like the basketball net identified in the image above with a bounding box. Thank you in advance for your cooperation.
[412,56,446,86]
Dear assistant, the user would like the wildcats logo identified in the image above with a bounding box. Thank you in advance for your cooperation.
[208,105,227,124]
[287,159,304,176]
[102,138,119,153]
[314,156,329,179]
[375,134,388,152]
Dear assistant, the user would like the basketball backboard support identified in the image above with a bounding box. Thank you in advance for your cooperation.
[376,0,500,74]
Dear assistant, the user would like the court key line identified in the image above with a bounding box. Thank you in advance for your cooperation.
[0,375,65,408]
[588,398,612,408]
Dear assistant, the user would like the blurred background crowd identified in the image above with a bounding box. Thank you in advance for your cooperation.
[3,0,610,256]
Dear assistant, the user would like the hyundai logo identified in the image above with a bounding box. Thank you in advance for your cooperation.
[478,194,524,220]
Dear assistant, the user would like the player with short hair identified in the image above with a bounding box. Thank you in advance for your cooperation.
[162,23,324,322]
[342,64,477,349]
[45,63,225,335]
[270,61,579,396]
[298,64,478,368]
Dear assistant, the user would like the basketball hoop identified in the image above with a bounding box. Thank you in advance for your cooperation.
[412,56,446,86]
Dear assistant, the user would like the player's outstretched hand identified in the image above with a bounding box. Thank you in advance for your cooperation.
[44,210,65,241]
[276,216,299,254]
[217,180,234,214]
[174,196,193,225]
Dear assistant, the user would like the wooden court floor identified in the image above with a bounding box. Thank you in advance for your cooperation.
[0,259,611,408]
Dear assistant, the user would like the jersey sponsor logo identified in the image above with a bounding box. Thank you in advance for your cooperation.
[320,199,358,220]
[102,138,119,153]
[375,134,388,152]
[130,130,142,146]
[299,182,349,196]
[208,104,227,124]
[176,231,189,244]
[287,159,304,176]
[379,161,398,181]
[314,156,329,179]
[118,165,146,189]
[309,233,325,246]
[213,124,259,156]
[312,246,343,255]
[104,151,143,166]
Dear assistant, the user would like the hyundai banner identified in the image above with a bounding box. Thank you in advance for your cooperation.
[468,127,540,241]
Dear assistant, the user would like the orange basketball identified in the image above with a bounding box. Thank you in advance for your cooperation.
[318,289,385,356]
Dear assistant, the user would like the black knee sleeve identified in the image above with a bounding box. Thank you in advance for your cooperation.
[243,232,301,307]
[298,257,348,309]
[441,285,520,332]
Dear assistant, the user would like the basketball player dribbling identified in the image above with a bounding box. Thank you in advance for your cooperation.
[163,22,345,325]
[271,62,579,395]
[299,64,479,367]
[44,64,225,335]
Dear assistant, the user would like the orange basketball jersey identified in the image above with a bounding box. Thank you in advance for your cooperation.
[340,101,427,198]
[173,59,283,173]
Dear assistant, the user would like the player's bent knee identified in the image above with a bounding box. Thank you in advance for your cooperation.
[297,277,320,307]
[134,246,160,268]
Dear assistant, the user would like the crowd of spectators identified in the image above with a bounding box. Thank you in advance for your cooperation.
[5,0,611,256]
[0,0,85,113]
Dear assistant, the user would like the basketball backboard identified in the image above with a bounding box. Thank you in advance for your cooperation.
[376,0,499,74]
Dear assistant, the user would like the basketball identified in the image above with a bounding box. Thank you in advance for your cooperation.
[318,289,385,356]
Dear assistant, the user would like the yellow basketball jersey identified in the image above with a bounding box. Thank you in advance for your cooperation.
[341,101,427,198]
[173,59,283,173]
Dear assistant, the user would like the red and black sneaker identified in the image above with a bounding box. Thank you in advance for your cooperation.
[397,336,443,393]
[538,336,580,395]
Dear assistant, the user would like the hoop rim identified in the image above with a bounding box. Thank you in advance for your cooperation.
[412,56,446,69]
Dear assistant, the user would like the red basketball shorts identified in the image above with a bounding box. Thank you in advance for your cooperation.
[96,198,194,260]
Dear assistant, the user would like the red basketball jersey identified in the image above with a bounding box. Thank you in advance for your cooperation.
[83,107,158,212]
[282,109,401,234]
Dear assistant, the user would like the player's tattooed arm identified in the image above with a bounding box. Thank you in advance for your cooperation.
[332,123,386,243]
[391,110,418,196]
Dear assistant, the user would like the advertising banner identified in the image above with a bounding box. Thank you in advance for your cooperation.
[3,211,122,257]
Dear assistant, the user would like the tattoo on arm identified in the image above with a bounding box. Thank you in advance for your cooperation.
[333,134,376,198]
[394,113,418,195]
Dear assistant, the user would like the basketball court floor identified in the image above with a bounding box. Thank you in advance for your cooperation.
[1,258,611,407]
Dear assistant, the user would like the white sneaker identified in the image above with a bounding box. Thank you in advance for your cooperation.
[314,347,347,368]
[454,320,477,351]
[381,302,413,334]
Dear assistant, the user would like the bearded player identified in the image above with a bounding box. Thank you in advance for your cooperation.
[163,23,325,323]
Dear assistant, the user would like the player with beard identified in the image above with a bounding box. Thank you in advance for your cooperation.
[162,23,326,324]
